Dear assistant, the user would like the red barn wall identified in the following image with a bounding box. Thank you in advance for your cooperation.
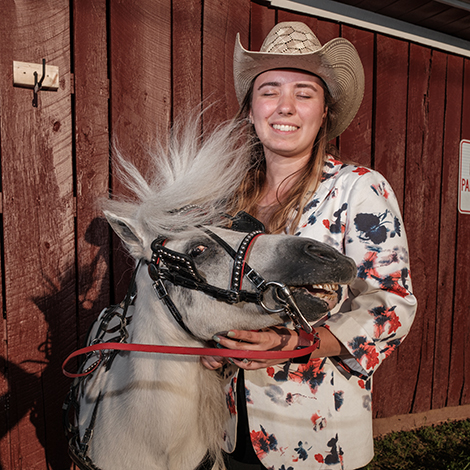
[0,1,468,468]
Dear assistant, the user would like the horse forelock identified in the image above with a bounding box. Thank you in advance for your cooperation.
[104,112,252,240]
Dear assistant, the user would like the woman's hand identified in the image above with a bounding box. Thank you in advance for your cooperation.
[206,326,299,370]
[200,326,349,371]
[200,354,226,370]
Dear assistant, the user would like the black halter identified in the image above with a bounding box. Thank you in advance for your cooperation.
[146,211,313,337]
[147,232,266,337]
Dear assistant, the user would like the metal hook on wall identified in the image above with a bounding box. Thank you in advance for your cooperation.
[32,58,46,108]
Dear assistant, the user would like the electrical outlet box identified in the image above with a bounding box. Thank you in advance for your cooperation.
[13,61,59,90]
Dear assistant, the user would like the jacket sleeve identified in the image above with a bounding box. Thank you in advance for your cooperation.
[320,169,417,378]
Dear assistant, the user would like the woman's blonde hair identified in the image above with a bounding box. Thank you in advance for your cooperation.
[228,76,337,234]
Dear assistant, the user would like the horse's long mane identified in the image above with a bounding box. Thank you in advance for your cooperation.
[103,113,251,238]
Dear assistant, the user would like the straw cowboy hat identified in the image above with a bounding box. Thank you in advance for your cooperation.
[233,22,365,140]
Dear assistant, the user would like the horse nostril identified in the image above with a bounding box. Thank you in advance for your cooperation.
[304,243,338,262]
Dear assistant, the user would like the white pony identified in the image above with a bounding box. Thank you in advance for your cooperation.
[64,115,357,470]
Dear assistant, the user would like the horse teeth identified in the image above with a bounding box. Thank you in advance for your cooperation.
[311,283,338,292]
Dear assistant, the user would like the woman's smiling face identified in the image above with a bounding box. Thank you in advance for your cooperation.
[250,69,327,163]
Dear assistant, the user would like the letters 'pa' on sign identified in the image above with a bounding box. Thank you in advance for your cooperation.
[460,140,470,214]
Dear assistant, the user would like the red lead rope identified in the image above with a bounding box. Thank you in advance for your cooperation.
[62,338,320,379]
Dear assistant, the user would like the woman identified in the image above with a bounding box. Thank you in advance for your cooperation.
[202,22,417,470]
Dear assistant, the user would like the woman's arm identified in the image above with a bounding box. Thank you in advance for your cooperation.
[200,325,350,370]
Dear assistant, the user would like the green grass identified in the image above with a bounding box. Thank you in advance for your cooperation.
[360,419,470,470]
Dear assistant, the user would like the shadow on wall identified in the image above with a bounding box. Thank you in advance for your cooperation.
[0,217,112,470]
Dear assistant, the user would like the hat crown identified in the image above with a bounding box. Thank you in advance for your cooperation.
[260,22,322,55]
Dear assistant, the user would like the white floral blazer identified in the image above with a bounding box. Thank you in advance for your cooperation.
[222,156,417,470]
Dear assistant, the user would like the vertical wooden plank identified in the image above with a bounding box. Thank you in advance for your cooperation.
[402,46,446,416]
[373,45,448,419]
[432,55,464,410]
[372,34,409,209]
[73,0,111,346]
[202,0,251,126]
[250,1,276,50]
[338,26,374,167]
[0,1,74,468]
[109,0,172,300]
[109,0,171,154]
[448,57,470,407]
[0,5,21,465]
[0,228,10,470]
[371,35,410,419]
[172,0,203,120]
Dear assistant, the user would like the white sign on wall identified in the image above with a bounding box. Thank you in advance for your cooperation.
[460,140,470,214]
[459,140,470,214]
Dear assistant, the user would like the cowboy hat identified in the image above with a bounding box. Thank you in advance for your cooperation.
[233,22,365,140]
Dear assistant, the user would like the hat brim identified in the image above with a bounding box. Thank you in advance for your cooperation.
[233,34,365,141]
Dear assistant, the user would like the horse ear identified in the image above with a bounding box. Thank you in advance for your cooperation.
[103,210,144,249]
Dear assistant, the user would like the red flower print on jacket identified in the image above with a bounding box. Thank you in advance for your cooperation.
[226,378,237,416]
[357,251,380,280]
[379,268,411,298]
[348,336,379,371]
[250,425,278,459]
[369,305,401,337]
[288,358,327,394]
[371,182,389,199]
[353,167,370,176]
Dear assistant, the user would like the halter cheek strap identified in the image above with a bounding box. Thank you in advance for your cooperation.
[148,237,198,338]
[203,229,267,292]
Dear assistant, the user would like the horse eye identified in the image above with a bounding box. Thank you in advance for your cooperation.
[189,245,208,258]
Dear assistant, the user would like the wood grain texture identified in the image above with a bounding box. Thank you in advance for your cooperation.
[73,0,111,345]
[250,1,276,50]
[373,34,409,209]
[365,44,451,419]
[0,222,9,470]
[109,0,172,301]
[432,54,464,410]
[459,59,470,405]
[202,0,251,126]
[338,25,374,167]
[109,0,172,151]
[172,0,203,119]
[0,1,74,468]
[402,46,446,415]
[371,35,410,418]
